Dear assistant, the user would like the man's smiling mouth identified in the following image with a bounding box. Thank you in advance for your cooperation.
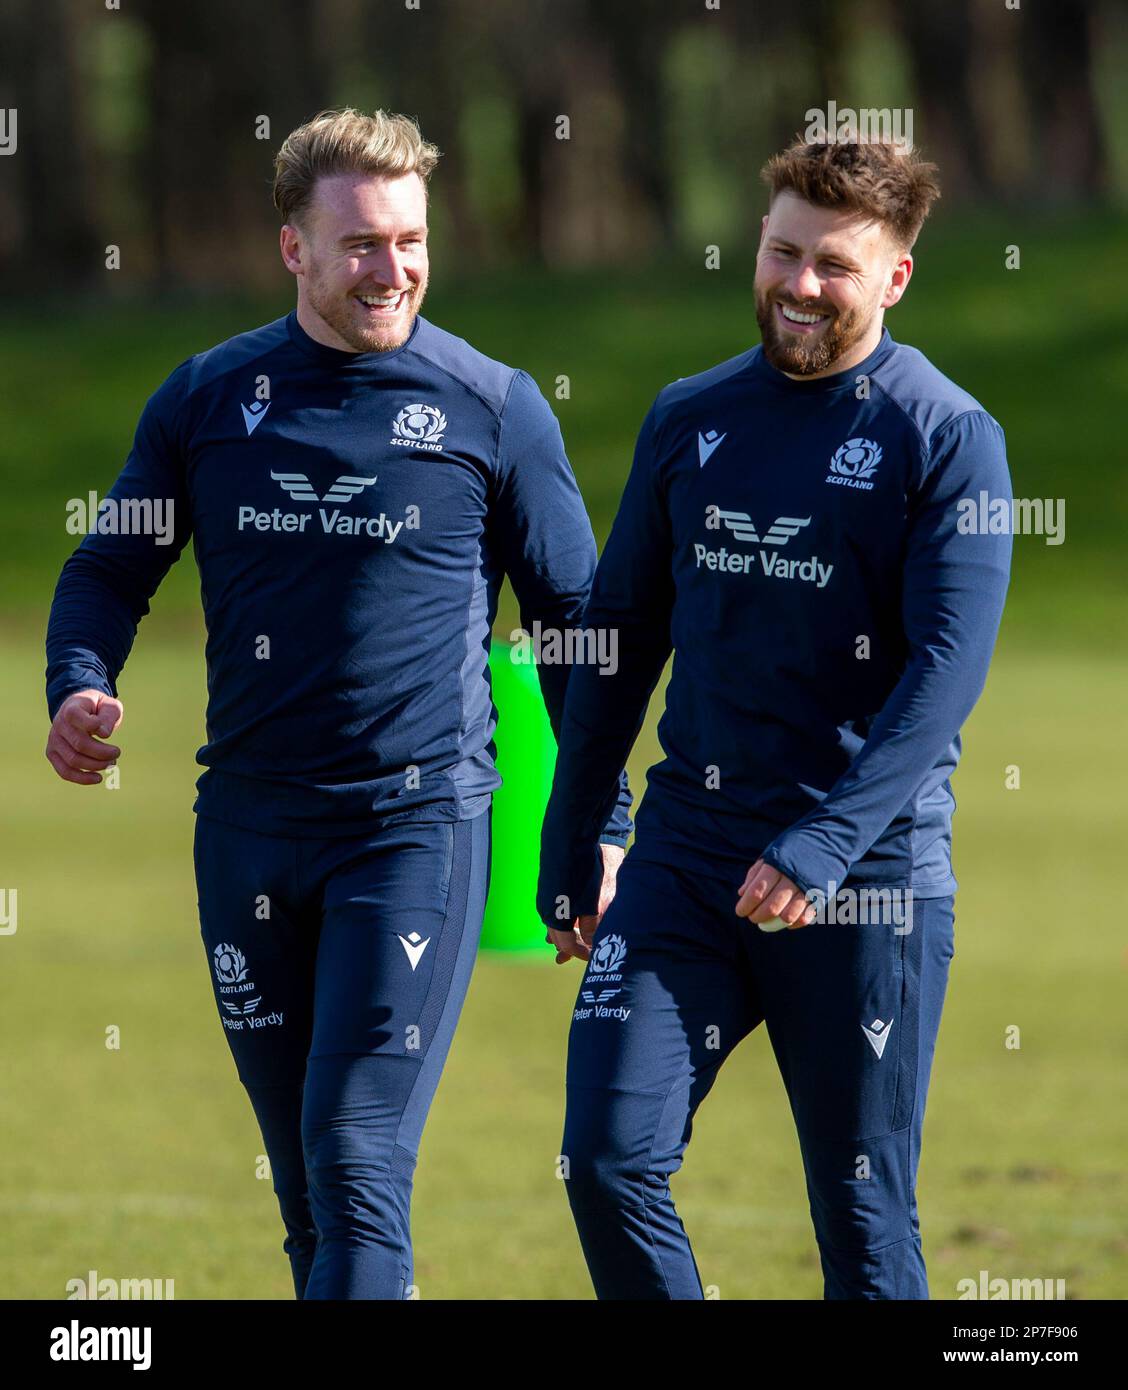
[355,290,408,314]
[775,301,831,331]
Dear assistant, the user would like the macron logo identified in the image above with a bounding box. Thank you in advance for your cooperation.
[862,1017,893,1059]
[398,931,431,971]
[242,400,271,436]
[698,429,726,467]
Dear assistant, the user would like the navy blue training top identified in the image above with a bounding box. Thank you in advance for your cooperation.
[537,328,1012,924]
[45,310,633,842]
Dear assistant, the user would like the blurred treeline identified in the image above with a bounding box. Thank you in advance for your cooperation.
[1,0,1125,292]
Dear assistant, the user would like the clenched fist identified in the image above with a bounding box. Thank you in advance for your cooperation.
[545,842,626,964]
[45,690,124,785]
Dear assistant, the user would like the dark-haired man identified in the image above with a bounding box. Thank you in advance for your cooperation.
[538,139,1012,1299]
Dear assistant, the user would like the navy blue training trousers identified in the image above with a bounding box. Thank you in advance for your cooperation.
[193,808,490,1299]
[561,852,955,1299]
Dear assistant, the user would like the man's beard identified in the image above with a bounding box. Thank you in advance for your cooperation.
[754,287,872,376]
[306,268,427,353]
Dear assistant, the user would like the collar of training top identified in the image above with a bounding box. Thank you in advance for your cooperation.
[751,326,897,394]
[285,308,424,367]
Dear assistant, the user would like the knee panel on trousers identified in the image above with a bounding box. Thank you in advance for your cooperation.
[802,1125,916,1254]
[563,1087,688,1214]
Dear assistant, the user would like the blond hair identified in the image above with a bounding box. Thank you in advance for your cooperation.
[272,107,440,225]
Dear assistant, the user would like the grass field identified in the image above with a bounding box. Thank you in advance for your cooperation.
[2,212,1126,1298]
[1,628,1125,1299]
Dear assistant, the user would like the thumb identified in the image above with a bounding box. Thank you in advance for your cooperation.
[577,914,600,945]
[93,694,124,738]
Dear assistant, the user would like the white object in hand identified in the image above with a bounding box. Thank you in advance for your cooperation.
[758,915,788,933]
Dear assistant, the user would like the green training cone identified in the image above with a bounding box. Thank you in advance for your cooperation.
[480,637,557,952]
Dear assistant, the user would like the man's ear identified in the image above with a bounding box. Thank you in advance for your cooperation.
[279,222,303,276]
[882,250,913,310]
[755,214,772,261]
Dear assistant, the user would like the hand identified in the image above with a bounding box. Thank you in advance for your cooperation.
[546,842,626,964]
[735,857,816,929]
[45,690,124,785]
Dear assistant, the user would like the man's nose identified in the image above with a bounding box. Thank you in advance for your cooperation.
[788,263,822,301]
[370,247,411,289]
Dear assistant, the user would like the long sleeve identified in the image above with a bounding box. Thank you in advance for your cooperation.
[491,369,632,844]
[536,403,675,927]
[759,410,1013,897]
[45,362,194,720]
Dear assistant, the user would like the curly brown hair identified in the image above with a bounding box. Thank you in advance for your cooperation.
[761,138,941,251]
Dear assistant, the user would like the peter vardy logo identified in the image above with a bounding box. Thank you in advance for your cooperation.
[270,472,379,504]
[239,470,406,541]
[827,437,882,489]
[212,943,281,1031]
[391,403,447,452]
[697,506,833,588]
[698,428,726,467]
[577,934,630,1018]
[714,512,810,547]
[241,399,271,435]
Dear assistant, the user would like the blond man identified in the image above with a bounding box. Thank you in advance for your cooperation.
[46,108,629,1299]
